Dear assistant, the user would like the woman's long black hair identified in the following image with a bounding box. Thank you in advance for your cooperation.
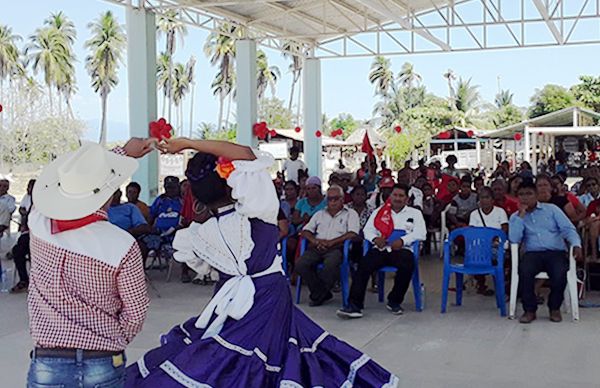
[185,152,229,206]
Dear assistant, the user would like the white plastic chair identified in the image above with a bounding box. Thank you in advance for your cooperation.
[509,243,579,321]
[439,204,451,258]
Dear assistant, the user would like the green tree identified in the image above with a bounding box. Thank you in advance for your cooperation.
[85,11,126,146]
[369,56,393,97]
[495,89,514,108]
[454,77,481,125]
[204,23,241,130]
[327,113,359,140]
[282,40,304,116]
[171,62,190,135]
[186,55,197,137]
[157,10,187,121]
[528,84,579,118]
[492,105,524,128]
[44,11,77,116]
[258,97,293,129]
[25,26,70,114]
[397,62,422,109]
[571,75,600,113]
[256,49,280,100]
[0,25,22,128]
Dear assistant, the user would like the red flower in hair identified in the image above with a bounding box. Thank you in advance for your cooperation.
[216,156,235,179]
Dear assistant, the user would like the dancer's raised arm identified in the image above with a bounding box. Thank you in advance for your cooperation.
[159,137,256,161]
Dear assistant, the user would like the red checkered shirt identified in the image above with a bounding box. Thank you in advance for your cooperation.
[28,207,149,352]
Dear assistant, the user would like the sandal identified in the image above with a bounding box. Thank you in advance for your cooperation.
[10,281,28,294]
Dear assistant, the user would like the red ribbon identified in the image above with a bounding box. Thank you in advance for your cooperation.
[51,213,107,234]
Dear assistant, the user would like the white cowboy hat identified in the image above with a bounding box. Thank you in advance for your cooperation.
[33,142,138,220]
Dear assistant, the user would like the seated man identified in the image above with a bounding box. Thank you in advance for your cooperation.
[491,178,519,216]
[296,185,359,306]
[447,175,478,230]
[108,189,153,258]
[509,180,582,324]
[126,181,150,222]
[337,184,426,318]
[0,177,16,239]
[150,176,183,237]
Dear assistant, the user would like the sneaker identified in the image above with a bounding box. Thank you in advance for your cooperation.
[386,303,404,315]
[336,305,363,319]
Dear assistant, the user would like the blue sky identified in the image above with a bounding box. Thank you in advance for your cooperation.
[2,0,600,141]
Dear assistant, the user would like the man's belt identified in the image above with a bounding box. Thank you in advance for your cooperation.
[33,347,123,359]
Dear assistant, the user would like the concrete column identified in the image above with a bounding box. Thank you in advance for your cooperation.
[126,7,158,202]
[303,58,322,177]
[235,39,257,147]
[524,127,530,162]
[531,131,538,174]
[475,140,481,166]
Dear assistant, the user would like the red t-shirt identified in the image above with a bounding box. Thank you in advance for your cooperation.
[496,195,519,216]
[566,192,582,209]
[587,199,600,216]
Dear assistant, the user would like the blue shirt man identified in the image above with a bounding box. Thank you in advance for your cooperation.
[150,176,183,234]
[509,180,582,324]
[108,203,147,231]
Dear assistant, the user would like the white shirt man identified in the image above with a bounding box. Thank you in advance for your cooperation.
[0,179,16,236]
[363,204,426,253]
[303,206,360,240]
[283,147,307,184]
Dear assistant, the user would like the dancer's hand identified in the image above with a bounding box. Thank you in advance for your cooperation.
[158,138,191,154]
[123,137,157,158]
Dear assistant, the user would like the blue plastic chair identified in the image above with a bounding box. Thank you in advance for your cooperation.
[362,237,423,311]
[441,227,507,316]
[279,236,288,277]
[295,238,352,307]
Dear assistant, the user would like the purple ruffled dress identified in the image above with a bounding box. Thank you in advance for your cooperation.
[125,153,398,387]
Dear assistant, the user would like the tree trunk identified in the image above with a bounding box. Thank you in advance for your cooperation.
[225,92,232,129]
[99,91,108,146]
[162,91,167,118]
[189,82,195,137]
[288,74,296,112]
[217,91,224,131]
[48,85,53,115]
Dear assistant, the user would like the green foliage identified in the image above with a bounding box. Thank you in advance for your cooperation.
[571,75,600,113]
[528,84,580,118]
[326,113,359,139]
[258,97,293,129]
[491,104,524,128]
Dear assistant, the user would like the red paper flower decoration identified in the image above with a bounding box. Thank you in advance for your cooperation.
[394,125,402,133]
[149,117,173,141]
[315,130,322,138]
[294,126,301,133]
[269,129,277,137]
[253,122,269,140]
[538,131,544,136]
[514,133,522,141]
[467,130,474,137]
[0,104,3,113]
[332,128,344,137]
[438,131,450,139]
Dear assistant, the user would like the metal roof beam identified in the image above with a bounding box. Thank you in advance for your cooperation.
[352,0,451,51]
[532,0,564,44]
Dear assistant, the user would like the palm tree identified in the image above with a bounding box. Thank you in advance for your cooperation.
[171,62,190,135]
[256,50,280,100]
[0,25,21,127]
[25,27,70,114]
[495,89,514,109]
[454,77,481,126]
[156,52,171,117]
[443,68,456,110]
[368,56,393,97]
[397,62,422,109]
[85,11,126,146]
[44,12,77,116]
[204,23,241,130]
[186,55,197,137]
[157,10,187,122]
[282,40,304,112]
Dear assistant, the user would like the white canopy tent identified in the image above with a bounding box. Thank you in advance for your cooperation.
[104,0,600,200]
[480,107,600,173]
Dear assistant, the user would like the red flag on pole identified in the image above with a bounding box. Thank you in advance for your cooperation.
[361,130,374,157]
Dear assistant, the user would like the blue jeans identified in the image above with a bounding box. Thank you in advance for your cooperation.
[27,350,126,388]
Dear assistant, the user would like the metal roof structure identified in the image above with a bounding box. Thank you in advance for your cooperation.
[481,106,600,139]
[107,0,600,58]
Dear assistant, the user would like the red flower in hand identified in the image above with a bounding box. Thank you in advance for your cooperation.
[150,117,173,141]
[253,122,269,139]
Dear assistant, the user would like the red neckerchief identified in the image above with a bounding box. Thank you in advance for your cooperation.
[374,198,394,239]
[51,211,107,234]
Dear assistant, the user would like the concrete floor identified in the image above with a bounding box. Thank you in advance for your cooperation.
[2,255,600,388]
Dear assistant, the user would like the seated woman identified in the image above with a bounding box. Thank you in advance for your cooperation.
[125,138,398,387]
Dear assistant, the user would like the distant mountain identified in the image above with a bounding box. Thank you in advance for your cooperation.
[83,119,130,142]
